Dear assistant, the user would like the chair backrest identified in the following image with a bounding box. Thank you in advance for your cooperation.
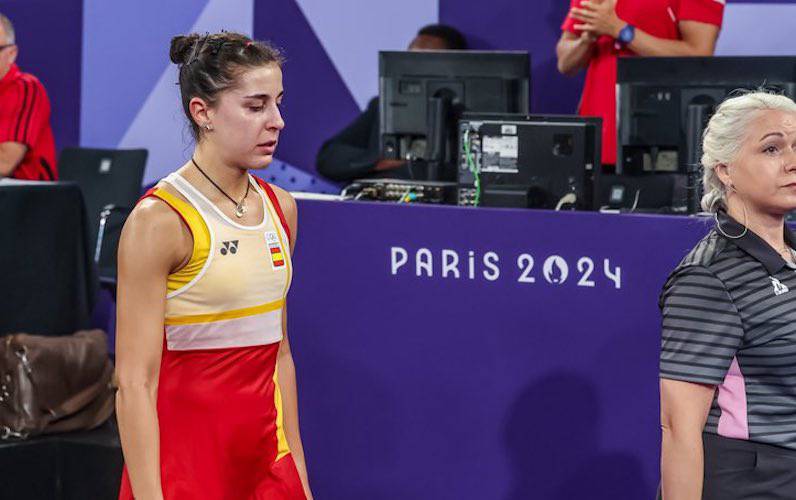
[58,148,147,280]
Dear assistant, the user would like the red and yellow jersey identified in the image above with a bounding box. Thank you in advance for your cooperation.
[119,172,305,500]
[155,172,292,351]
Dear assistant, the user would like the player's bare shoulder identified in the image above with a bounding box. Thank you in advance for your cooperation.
[119,184,192,271]
[268,184,297,224]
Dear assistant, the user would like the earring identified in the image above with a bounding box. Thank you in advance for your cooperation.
[205,123,213,131]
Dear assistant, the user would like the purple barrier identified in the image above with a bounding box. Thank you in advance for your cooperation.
[289,200,713,499]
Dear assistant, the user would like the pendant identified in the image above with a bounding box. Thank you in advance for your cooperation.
[235,203,247,218]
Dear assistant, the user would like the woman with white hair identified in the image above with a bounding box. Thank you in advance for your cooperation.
[659,91,796,499]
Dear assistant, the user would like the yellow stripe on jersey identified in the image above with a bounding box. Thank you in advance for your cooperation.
[151,188,212,294]
[164,298,285,325]
[273,368,292,461]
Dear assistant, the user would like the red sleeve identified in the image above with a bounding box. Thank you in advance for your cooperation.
[138,187,158,203]
[0,78,51,147]
[679,0,724,26]
[561,0,583,34]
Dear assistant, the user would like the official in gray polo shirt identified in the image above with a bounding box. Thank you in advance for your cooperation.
[659,91,796,499]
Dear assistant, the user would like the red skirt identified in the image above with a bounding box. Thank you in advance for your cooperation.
[119,342,305,500]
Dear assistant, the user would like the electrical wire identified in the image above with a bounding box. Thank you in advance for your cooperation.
[463,129,481,206]
[398,186,414,203]
[629,189,641,212]
[340,184,359,199]
[555,193,578,211]
[355,187,377,200]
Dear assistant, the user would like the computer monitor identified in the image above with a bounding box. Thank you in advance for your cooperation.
[379,50,530,181]
[457,113,601,210]
[617,56,796,211]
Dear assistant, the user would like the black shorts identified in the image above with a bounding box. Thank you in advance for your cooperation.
[702,433,796,499]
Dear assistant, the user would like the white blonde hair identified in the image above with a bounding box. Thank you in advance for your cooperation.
[701,91,796,212]
[0,13,14,45]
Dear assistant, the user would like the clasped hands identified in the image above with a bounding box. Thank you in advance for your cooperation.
[570,0,626,41]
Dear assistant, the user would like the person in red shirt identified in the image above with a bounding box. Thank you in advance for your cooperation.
[556,0,724,168]
[0,12,57,180]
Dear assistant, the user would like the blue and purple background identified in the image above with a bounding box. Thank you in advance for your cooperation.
[287,201,714,499]
[1,1,795,498]
[1,0,794,185]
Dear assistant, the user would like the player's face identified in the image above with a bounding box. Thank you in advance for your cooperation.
[206,63,285,170]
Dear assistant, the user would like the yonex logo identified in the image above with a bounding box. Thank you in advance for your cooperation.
[220,240,239,255]
[770,276,789,296]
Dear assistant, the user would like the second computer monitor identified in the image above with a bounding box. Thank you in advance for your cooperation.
[617,56,796,175]
[379,50,530,180]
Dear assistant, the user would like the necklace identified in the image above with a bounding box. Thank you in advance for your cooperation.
[779,245,794,263]
[191,157,250,218]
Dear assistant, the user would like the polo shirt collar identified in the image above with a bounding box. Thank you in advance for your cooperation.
[717,210,796,275]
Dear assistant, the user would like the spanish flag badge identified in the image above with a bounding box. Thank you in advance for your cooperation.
[265,231,286,270]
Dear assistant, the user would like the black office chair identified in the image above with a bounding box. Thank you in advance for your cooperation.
[58,148,147,292]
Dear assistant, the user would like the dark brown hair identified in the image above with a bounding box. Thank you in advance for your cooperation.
[169,31,284,140]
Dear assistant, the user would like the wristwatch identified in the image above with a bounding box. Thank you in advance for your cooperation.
[617,24,636,45]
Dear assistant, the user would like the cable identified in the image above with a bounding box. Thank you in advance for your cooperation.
[406,155,416,181]
[340,184,360,199]
[554,192,578,211]
[463,129,481,206]
[629,189,641,212]
[354,187,377,200]
[398,186,414,203]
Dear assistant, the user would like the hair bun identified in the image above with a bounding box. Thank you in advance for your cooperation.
[170,34,201,65]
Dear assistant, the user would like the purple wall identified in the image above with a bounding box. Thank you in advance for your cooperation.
[254,1,361,174]
[288,200,713,498]
[0,0,82,151]
[440,0,585,114]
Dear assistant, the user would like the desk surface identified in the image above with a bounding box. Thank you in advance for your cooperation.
[289,200,710,499]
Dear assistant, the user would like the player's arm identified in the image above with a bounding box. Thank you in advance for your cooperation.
[272,186,313,499]
[115,197,192,500]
